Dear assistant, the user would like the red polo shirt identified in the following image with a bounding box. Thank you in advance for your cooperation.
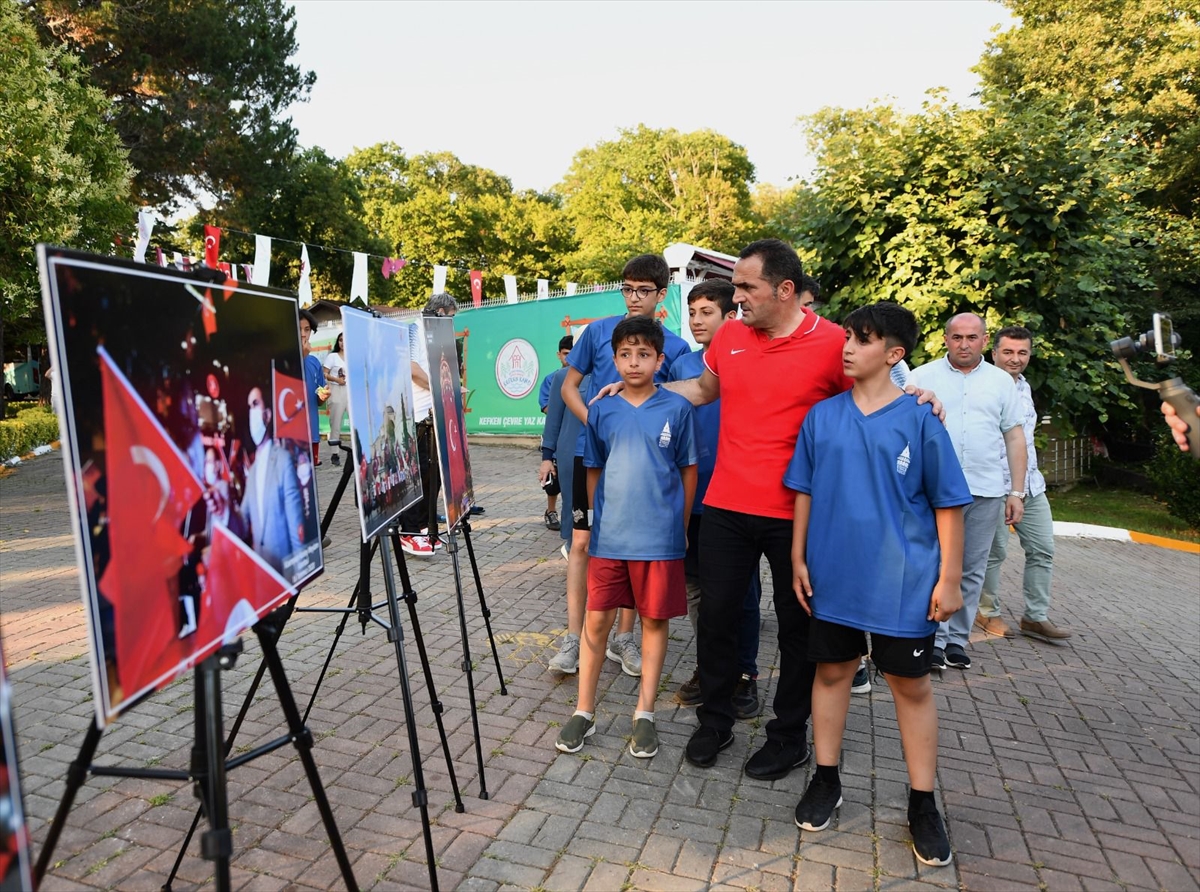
[703,309,850,519]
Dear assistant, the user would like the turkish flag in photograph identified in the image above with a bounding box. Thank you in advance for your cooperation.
[470,270,483,307]
[273,367,309,442]
[97,349,204,703]
[204,225,221,268]
[195,524,293,647]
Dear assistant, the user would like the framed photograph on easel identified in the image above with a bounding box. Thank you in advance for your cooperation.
[424,316,475,531]
[0,634,32,892]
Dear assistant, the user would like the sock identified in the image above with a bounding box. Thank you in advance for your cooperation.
[573,710,594,722]
[564,633,579,644]
[816,764,841,786]
[633,710,655,723]
[909,788,935,810]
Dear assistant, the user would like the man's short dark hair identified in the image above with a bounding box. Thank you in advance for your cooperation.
[843,302,918,361]
[558,334,574,352]
[739,239,804,294]
[995,325,1033,345]
[622,254,670,291]
[688,279,736,316]
[611,315,664,355]
[799,274,821,301]
[423,292,458,316]
[299,308,318,331]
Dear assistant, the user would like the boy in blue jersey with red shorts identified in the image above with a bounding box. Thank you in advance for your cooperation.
[556,316,698,759]
[784,302,971,867]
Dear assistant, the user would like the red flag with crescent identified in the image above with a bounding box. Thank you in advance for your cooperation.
[470,270,483,307]
[204,225,221,268]
[272,367,308,442]
[97,349,203,703]
[194,524,293,647]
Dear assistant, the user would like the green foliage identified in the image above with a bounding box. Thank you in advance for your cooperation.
[30,0,315,212]
[559,125,757,282]
[1146,431,1200,531]
[0,405,61,460]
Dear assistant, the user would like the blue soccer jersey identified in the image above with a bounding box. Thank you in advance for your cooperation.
[567,314,690,456]
[783,391,972,637]
[668,349,717,512]
[584,387,698,560]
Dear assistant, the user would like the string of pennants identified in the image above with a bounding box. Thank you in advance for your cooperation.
[128,209,576,308]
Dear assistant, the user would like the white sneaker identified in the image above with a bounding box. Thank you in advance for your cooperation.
[548,635,580,675]
[560,543,569,561]
[606,632,642,677]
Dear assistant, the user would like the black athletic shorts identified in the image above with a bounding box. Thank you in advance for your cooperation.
[808,617,935,678]
[571,454,591,531]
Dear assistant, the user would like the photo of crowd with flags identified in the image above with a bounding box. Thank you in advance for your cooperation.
[39,249,325,723]
[340,307,422,542]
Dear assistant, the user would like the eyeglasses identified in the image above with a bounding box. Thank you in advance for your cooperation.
[620,285,661,299]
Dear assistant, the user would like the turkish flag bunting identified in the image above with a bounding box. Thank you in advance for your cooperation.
[97,349,204,702]
[204,225,221,268]
[273,367,309,442]
[194,524,293,647]
[470,270,483,307]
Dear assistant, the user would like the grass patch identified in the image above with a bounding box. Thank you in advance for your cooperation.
[1047,483,1198,542]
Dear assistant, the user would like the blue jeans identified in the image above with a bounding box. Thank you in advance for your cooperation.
[979,492,1055,623]
[935,496,1005,651]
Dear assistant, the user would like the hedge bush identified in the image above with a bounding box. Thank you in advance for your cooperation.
[0,406,61,460]
[1146,431,1200,532]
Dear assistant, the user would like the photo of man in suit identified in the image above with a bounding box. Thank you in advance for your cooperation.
[239,386,304,576]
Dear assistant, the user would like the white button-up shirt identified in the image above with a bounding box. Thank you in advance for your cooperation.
[1001,374,1046,498]
[910,356,1022,498]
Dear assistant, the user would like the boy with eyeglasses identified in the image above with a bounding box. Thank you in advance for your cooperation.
[553,255,690,678]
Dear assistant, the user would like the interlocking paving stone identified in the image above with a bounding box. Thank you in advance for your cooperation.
[2,443,1198,890]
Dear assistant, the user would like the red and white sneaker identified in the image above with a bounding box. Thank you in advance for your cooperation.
[399,534,434,557]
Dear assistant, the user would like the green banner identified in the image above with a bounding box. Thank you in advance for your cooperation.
[458,285,686,436]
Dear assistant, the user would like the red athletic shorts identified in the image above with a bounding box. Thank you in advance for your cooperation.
[586,557,687,620]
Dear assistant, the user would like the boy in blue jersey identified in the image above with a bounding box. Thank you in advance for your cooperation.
[556,316,698,759]
[560,254,691,678]
[669,281,764,718]
[537,335,573,531]
[784,303,971,867]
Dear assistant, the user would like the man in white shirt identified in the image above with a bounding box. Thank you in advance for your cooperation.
[976,327,1072,642]
[910,313,1027,671]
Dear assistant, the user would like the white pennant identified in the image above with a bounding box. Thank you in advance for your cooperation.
[536,279,549,301]
[252,234,271,285]
[432,264,448,294]
[133,208,154,263]
[298,244,313,307]
[503,275,518,304]
[351,252,368,302]
[566,282,578,295]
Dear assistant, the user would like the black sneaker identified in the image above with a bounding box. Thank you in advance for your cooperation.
[744,738,810,780]
[330,453,340,466]
[684,725,734,767]
[851,661,871,694]
[544,510,560,531]
[794,775,843,831]
[909,797,953,866]
[931,647,945,671]
[675,670,702,706]
[733,674,762,719]
[944,643,971,670]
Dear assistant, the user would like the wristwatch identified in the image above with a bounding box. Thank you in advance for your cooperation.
[1008,490,1026,500]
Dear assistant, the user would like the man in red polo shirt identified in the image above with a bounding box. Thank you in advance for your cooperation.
[665,239,850,776]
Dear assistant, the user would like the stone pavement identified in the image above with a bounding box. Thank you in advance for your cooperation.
[1,443,1197,891]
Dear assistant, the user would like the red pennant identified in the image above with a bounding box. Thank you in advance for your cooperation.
[194,524,293,647]
[381,257,407,279]
[470,270,483,307]
[272,367,309,442]
[97,350,204,702]
[204,225,221,268]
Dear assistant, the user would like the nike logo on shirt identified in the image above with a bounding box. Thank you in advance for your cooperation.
[731,349,746,354]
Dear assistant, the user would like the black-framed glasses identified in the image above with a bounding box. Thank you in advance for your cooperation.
[620,285,661,298]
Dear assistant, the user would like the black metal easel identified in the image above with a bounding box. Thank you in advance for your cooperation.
[33,613,357,892]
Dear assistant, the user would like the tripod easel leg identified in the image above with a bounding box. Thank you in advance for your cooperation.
[445,528,489,800]
[33,719,103,885]
[193,650,235,892]
[459,518,507,695]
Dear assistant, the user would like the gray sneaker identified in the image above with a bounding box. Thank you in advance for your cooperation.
[629,718,659,758]
[548,635,580,675]
[555,714,595,753]
[606,632,642,677]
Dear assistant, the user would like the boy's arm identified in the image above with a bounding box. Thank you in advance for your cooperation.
[680,464,697,529]
[791,492,813,616]
[929,506,965,622]
[586,466,600,511]
[562,366,588,425]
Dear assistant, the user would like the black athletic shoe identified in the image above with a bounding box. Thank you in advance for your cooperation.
[909,797,953,866]
[675,670,702,706]
[685,726,734,767]
[733,675,762,719]
[931,647,945,671]
[944,643,971,670]
[745,738,810,780]
[851,661,871,694]
[794,775,843,831]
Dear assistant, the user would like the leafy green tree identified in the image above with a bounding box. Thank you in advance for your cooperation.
[559,125,756,282]
[1,0,133,408]
[788,96,1154,433]
[29,0,315,212]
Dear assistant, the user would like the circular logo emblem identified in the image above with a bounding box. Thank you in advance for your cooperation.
[495,338,539,399]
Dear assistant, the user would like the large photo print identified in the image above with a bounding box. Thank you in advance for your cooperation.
[0,636,32,892]
[39,247,324,724]
[424,316,475,530]
[341,308,422,542]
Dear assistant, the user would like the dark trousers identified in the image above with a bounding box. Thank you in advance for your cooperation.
[697,505,814,743]
[399,416,439,535]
